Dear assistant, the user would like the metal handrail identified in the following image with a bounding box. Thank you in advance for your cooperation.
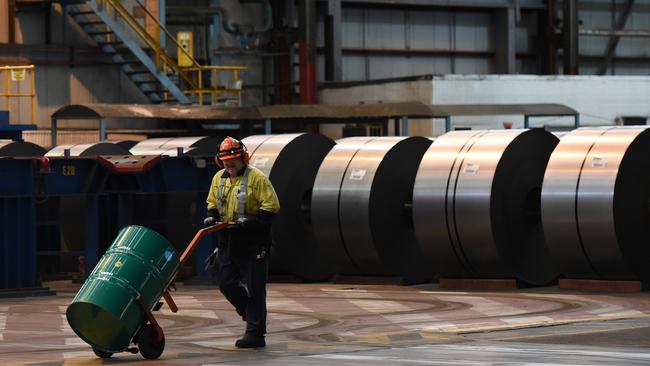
[94,0,247,105]
[128,0,201,68]
[0,65,36,124]
[101,0,196,88]
[182,66,248,72]
[0,65,36,70]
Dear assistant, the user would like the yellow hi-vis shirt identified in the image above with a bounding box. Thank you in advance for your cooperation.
[206,166,280,221]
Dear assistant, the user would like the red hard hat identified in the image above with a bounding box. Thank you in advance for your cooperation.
[217,136,244,160]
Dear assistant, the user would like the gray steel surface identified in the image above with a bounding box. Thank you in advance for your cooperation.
[339,137,407,276]
[541,126,650,280]
[311,137,379,275]
[243,134,304,176]
[241,134,337,281]
[46,142,129,157]
[414,129,558,284]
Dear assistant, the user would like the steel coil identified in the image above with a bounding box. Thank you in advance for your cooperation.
[242,134,336,281]
[541,126,650,281]
[46,142,129,157]
[311,137,379,278]
[312,136,433,282]
[0,140,46,157]
[130,137,219,156]
[413,129,559,285]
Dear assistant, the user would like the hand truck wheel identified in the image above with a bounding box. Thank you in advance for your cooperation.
[136,323,165,360]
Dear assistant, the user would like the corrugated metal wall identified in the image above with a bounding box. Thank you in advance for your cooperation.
[317,7,494,81]
[316,2,650,82]
[580,0,650,75]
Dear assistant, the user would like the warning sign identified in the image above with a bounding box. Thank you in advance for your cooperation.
[177,31,194,67]
[11,69,25,81]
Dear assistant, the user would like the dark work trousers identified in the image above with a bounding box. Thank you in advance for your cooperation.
[217,248,269,337]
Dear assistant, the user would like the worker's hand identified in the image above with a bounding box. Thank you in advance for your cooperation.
[203,216,216,226]
[228,218,248,230]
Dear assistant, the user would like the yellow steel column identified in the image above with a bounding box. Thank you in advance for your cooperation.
[233,70,241,106]
[104,0,112,43]
[5,70,9,112]
[212,69,217,104]
[198,69,203,105]
[163,63,168,102]
[155,23,161,67]
[30,66,35,124]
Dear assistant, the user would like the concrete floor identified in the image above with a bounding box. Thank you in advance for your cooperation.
[2,282,650,365]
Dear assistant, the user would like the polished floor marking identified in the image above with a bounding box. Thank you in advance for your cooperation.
[267,298,314,312]
[383,313,438,323]
[403,322,459,332]
[60,314,75,334]
[322,288,383,299]
[436,296,524,317]
[501,316,554,325]
[349,299,412,314]
[64,337,86,346]
[61,350,96,359]
[0,305,7,341]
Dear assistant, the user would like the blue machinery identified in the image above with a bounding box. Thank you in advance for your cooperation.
[0,153,217,295]
[0,159,39,293]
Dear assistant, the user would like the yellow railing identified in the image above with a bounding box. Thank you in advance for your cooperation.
[176,66,248,106]
[98,0,197,88]
[0,65,36,124]
[96,0,246,105]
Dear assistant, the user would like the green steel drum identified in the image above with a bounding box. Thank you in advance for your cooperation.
[66,225,180,353]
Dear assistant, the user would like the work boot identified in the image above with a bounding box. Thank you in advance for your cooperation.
[235,334,265,349]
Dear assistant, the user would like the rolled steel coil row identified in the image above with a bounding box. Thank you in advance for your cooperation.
[246,127,650,284]
[44,136,219,158]
[8,128,650,284]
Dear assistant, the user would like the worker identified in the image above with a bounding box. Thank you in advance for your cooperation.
[204,136,280,349]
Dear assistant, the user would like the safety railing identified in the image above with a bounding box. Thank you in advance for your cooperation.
[96,0,246,105]
[97,0,197,88]
[172,66,248,106]
[0,65,36,124]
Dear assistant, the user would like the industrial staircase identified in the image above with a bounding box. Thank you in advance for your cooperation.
[66,0,246,105]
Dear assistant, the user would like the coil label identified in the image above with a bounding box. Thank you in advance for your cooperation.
[591,156,608,168]
[349,168,367,181]
[463,163,480,175]
[253,157,269,168]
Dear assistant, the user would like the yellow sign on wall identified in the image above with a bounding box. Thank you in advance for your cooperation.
[177,31,194,67]
[11,69,25,81]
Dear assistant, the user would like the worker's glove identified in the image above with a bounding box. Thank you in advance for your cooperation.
[228,217,248,230]
[229,210,276,231]
[203,216,216,226]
